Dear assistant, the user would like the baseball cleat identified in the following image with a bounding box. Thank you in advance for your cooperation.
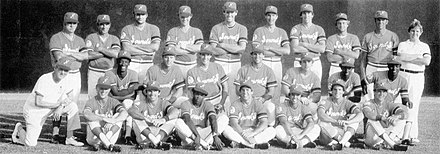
[108,144,121,152]
[392,144,408,151]
[11,123,22,144]
[65,136,84,147]
[401,139,416,146]
[254,143,270,149]
[50,134,60,144]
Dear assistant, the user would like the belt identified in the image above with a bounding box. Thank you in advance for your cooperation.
[367,62,388,68]
[131,59,153,64]
[294,57,320,61]
[69,69,80,74]
[400,69,424,74]
[263,57,281,62]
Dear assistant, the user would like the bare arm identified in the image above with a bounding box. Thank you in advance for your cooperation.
[182,114,201,137]
[122,42,158,56]
[298,117,315,139]
[83,109,104,122]
[337,48,360,59]
[317,107,338,124]
[229,118,244,134]
[208,114,219,134]
[217,42,246,54]
[88,50,104,60]
[278,116,294,136]
[290,39,309,54]
[281,84,290,97]
[345,108,364,124]
[359,52,368,79]
[97,46,120,58]
[301,40,326,54]
[250,117,268,137]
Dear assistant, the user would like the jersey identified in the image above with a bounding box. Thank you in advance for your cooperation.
[276,103,313,129]
[328,72,361,96]
[145,65,185,98]
[252,26,289,59]
[290,23,326,60]
[84,96,124,120]
[187,62,228,100]
[318,98,358,120]
[49,32,86,71]
[24,72,73,108]
[105,69,139,97]
[282,67,321,93]
[325,33,361,63]
[361,29,399,64]
[180,100,216,128]
[85,33,121,70]
[209,22,248,61]
[120,23,161,61]
[233,64,277,97]
[133,99,173,121]
[166,26,203,65]
[363,100,405,120]
[229,99,268,129]
[365,71,408,101]
[397,40,431,71]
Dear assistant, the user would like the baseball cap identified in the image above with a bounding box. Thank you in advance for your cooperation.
[56,56,80,71]
[178,6,192,17]
[96,76,112,89]
[374,10,388,19]
[134,4,147,14]
[163,46,177,56]
[64,12,79,23]
[117,50,132,60]
[331,80,346,91]
[251,46,264,55]
[223,1,237,12]
[300,54,314,61]
[97,14,111,24]
[265,6,278,14]
[192,84,209,96]
[339,61,355,68]
[300,4,313,14]
[335,13,348,21]
[198,44,214,55]
[374,84,388,91]
[289,87,302,95]
[239,82,252,91]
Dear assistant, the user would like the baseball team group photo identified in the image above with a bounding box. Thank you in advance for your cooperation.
[1,0,440,153]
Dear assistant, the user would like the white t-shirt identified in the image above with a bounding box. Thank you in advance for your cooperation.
[397,40,431,71]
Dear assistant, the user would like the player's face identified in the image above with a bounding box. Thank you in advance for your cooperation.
[300,11,314,23]
[331,85,344,99]
[223,11,237,23]
[146,90,160,102]
[198,53,212,65]
[96,87,111,99]
[251,52,264,64]
[63,22,78,34]
[387,64,400,76]
[374,89,388,101]
[179,15,192,26]
[300,60,313,70]
[192,92,206,106]
[409,26,422,40]
[98,23,111,34]
[135,13,147,24]
[162,55,175,67]
[239,87,253,101]
[54,67,69,81]
[118,58,130,72]
[374,18,388,30]
[336,20,349,32]
[265,13,278,25]
[341,66,353,76]
[288,93,301,105]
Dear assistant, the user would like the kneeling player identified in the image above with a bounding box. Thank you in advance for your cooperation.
[362,84,410,151]
[128,84,179,150]
[175,85,228,151]
[275,87,321,149]
[317,81,364,150]
[223,83,276,149]
[83,76,128,152]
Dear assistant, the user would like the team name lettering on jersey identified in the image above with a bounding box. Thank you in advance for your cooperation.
[287,114,302,123]
[158,79,175,89]
[144,111,163,119]
[260,35,282,45]
[132,35,152,45]
[243,76,268,86]
[326,107,346,117]
[368,42,393,51]
[334,41,352,50]
[118,83,130,91]
[219,33,239,42]
[300,32,318,40]
[189,109,205,121]
[194,74,219,84]
[292,79,313,91]
[238,112,257,121]
[93,110,114,118]
[63,44,79,53]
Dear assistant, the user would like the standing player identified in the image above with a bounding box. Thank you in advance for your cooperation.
[328,61,362,103]
[396,19,431,143]
[209,1,248,103]
[166,5,203,76]
[362,84,410,151]
[49,12,87,146]
[290,4,326,79]
[275,87,321,149]
[105,50,139,145]
[223,83,276,149]
[120,4,160,83]
[325,13,361,75]
[360,10,399,100]
[128,84,180,151]
[83,76,128,152]
[233,48,277,126]
[11,57,82,147]
[187,44,229,113]
[317,81,364,150]
[174,85,228,151]
[86,14,120,99]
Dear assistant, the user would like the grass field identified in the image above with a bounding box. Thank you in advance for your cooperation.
[1,93,439,154]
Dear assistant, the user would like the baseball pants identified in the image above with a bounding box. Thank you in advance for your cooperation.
[175,114,229,145]
[215,60,241,107]
[132,118,179,144]
[400,71,424,139]
[318,119,359,144]
[262,59,282,106]
[328,63,341,77]
[275,124,321,144]
[86,120,123,146]
[364,119,405,147]
[223,126,276,145]
[128,60,153,84]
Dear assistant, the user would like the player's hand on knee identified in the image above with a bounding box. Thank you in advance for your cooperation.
[212,135,224,150]
[386,116,399,125]
[53,106,63,121]
[103,118,116,124]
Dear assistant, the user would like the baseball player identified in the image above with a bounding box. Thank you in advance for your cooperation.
[174,85,228,151]
[127,84,180,151]
[83,76,128,152]
[275,86,321,149]
[317,81,364,150]
[49,12,87,146]
[222,83,276,149]
[233,47,277,126]
[86,14,120,99]
[396,19,431,144]
[105,50,139,145]
[166,5,203,76]
[186,44,229,113]
[360,10,399,100]
[290,4,326,80]
[209,1,248,103]
[11,57,82,147]
[362,84,410,151]
[325,13,361,75]
[120,4,160,83]
[142,47,187,108]
[327,61,362,102]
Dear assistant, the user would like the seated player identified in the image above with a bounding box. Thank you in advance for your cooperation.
[83,76,129,152]
[223,83,276,149]
[362,84,410,151]
[174,84,228,151]
[127,84,180,150]
[275,86,321,149]
[317,81,364,150]
[328,61,362,103]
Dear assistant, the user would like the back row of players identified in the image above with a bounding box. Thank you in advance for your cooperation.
[13,1,430,152]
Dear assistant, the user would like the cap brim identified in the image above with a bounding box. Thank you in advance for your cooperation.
[340,64,355,68]
[179,13,192,17]
[64,19,79,23]
[97,21,110,24]
[57,65,71,71]
[265,11,277,15]
[134,11,147,14]
[224,8,237,12]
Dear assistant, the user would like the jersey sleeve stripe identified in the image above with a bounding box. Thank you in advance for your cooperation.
[423,53,431,56]
[281,40,290,47]
[50,48,62,52]
[194,39,204,44]
[302,114,313,121]
[352,46,361,51]
[165,41,177,46]
[266,81,277,87]
[172,81,185,90]
[165,105,174,114]
[209,40,219,44]
[281,81,291,86]
[276,113,286,118]
[349,105,358,114]
[317,36,326,41]
[229,115,238,119]
[311,88,321,93]
[392,106,402,114]
[84,107,93,112]
[115,104,125,112]
[181,111,190,116]
[207,111,216,117]
[325,49,334,53]
[111,44,121,49]
[220,75,229,83]
[257,113,268,119]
